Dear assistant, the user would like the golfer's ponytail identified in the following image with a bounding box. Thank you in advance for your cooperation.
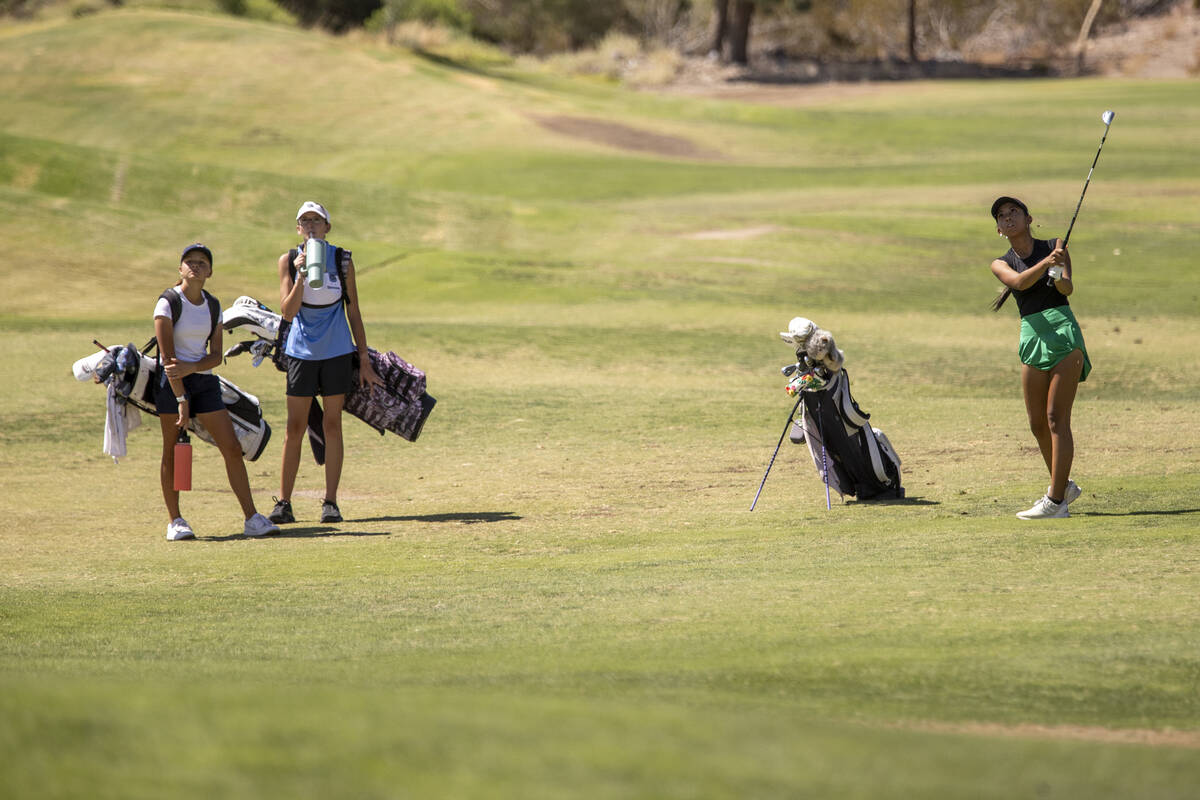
[991,287,1011,312]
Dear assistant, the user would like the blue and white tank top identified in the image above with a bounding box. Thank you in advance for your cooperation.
[284,241,355,361]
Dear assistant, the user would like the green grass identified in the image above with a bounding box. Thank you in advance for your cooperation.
[2,8,1200,798]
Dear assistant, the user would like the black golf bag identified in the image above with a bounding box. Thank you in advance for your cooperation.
[774,316,902,502]
[220,297,435,454]
[73,341,271,461]
[790,369,902,501]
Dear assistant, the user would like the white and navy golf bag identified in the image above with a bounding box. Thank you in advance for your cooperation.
[72,341,271,461]
[221,297,436,453]
[778,317,903,501]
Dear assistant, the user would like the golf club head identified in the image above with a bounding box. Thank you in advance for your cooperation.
[781,363,799,377]
[1102,110,1115,126]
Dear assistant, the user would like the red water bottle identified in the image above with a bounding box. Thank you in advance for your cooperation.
[173,429,192,491]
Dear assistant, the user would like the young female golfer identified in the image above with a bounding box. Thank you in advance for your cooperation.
[990,196,1092,520]
[267,202,382,525]
[155,244,280,540]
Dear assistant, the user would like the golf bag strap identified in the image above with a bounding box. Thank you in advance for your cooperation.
[288,247,349,308]
[831,371,870,429]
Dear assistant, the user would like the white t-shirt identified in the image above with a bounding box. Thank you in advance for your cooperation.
[153,287,221,371]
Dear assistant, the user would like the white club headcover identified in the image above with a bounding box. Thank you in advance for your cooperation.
[779,316,817,346]
[72,349,111,382]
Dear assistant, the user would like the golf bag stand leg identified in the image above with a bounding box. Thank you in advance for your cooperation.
[750,395,804,511]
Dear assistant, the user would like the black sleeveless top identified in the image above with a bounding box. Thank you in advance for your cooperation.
[1001,238,1069,318]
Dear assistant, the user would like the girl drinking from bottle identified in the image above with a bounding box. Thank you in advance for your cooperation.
[989,197,1092,520]
[154,243,280,540]
[267,202,382,525]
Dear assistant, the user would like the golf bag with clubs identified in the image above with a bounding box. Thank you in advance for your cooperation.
[72,340,271,461]
[774,317,902,502]
[220,296,436,458]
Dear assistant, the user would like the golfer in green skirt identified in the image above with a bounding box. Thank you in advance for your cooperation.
[989,197,1092,520]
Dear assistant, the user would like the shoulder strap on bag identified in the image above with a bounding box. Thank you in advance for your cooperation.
[202,290,220,344]
[335,247,349,306]
[160,288,182,324]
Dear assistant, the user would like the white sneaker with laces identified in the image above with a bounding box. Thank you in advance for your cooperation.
[1048,480,1082,506]
[167,518,195,541]
[243,513,280,538]
[1017,495,1069,520]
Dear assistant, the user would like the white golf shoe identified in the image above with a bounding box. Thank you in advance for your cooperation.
[166,518,195,541]
[243,513,280,538]
[1047,480,1082,506]
[1017,495,1069,520]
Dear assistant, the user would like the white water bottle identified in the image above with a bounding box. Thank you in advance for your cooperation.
[305,236,326,288]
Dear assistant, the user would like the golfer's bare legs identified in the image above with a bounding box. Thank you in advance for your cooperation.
[159,415,183,521]
[280,394,313,502]
[1021,350,1083,500]
[321,393,345,504]
[197,408,257,519]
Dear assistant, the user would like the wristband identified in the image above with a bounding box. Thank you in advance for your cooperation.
[176,395,187,403]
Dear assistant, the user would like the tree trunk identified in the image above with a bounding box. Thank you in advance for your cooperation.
[1074,0,1104,73]
[711,0,729,58]
[907,0,917,62]
[730,0,754,65]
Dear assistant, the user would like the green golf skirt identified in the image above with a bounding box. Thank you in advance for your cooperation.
[1019,306,1091,382]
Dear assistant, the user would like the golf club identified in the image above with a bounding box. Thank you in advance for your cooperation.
[1062,109,1115,249]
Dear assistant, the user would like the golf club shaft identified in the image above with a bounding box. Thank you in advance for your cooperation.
[1063,121,1113,248]
[750,395,804,511]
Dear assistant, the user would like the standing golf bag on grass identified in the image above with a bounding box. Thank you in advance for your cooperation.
[220,296,436,455]
[792,369,903,501]
[751,317,902,509]
[72,339,271,461]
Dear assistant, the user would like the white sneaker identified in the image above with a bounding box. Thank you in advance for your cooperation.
[1047,480,1082,506]
[166,518,195,541]
[243,513,280,538]
[1017,495,1069,520]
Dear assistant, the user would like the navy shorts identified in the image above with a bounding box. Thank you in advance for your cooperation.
[286,353,354,397]
[155,370,225,416]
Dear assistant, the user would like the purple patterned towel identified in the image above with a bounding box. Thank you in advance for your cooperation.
[346,349,436,442]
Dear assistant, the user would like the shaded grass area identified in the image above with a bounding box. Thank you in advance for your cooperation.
[5,677,1197,800]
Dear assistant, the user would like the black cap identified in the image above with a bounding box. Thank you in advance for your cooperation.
[181,243,213,266]
[991,196,1028,219]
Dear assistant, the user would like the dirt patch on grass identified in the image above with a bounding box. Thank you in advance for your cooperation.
[682,225,783,240]
[529,114,723,160]
[891,720,1200,749]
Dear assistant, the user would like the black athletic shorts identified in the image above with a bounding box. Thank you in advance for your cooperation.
[286,352,354,397]
[155,370,225,416]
